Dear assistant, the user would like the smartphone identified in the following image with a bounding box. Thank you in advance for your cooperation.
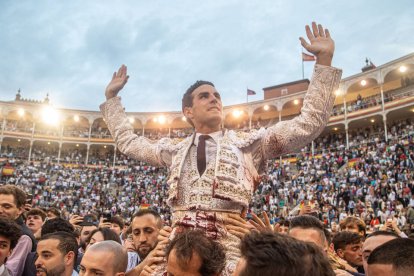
[26,194,33,205]
[103,212,112,222]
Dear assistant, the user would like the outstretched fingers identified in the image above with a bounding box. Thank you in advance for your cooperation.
[301,23,315,51]
[248,219,261,230]
[227,225,252,239]
[317,24,325,37]
[115,64,127,79]
[299,37,310,50]
[273,223,281,233]
[311,22,319,37]
[305,24,314,41]
[105,64,129,99]
[249,212,273,232]
[124,75,129,84]
[325,28,331,38]
[225,214,248,228]
[251,213,266,229]
[262,211,271,227]
[305,22,328,41]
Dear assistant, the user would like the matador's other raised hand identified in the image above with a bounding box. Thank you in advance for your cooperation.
[299,22,334,67]
[105,64,129,100]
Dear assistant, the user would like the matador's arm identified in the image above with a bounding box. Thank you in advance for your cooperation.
[261,64,342,160]
[100,97,172,167]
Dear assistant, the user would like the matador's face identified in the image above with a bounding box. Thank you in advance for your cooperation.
[184,84,223,132]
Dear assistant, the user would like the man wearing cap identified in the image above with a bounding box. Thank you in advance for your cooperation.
[101,22,342,275]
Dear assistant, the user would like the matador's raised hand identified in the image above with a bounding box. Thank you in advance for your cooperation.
[300,22,334,67]
[105,64,129,100]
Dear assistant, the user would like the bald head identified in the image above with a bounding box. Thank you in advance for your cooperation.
[362,231,399,274]
[80,241,128,275]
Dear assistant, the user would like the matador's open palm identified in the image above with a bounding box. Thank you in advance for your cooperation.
[105,64,129,100]
[300,22,334,66]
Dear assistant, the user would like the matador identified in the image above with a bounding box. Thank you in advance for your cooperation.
[100,22,342,275]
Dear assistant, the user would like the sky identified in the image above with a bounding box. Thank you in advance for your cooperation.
[0,0,413,112]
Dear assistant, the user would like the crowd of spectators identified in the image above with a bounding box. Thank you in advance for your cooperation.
[62,126,89,138]
[1,115,414,275]
[1,160,171,226]
[1,119,414,231]
[4,120,33,133]
[331,80,414,117]
[0,183,413,276]
[251,118,414,234]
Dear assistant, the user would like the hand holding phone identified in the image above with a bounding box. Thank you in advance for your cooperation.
[26,194,33,205]
[99,214,112,228]
[69,215,84,226]
[103,212,112,223]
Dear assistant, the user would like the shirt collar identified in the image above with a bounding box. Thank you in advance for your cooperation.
[194,130,222,146]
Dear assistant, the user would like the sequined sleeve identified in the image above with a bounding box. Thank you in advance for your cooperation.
[99,97,172,167]
[261,64,342,160]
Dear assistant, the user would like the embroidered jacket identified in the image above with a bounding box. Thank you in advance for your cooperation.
[100,65,342,212]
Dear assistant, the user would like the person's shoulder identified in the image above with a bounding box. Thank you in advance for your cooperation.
[1,269,11,276]
[18,233,32,243]
[226,128,266,148]
[22,252,37,276]
[158,135,193,151]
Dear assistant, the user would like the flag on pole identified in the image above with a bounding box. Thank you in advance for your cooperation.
[302,52,316,62]
[247,89,256,95]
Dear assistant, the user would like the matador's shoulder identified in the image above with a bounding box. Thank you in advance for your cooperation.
[158,135,193,152]
[225,128,266,148]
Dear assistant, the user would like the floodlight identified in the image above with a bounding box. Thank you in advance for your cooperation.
[41,106,60,125]
[399,65,407,73]
[232,110,242,118]
[158,115,166,124]
[18,108,25,117]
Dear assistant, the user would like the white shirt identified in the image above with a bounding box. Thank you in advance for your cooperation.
[194,131,222,165]
[126,252,140,272]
